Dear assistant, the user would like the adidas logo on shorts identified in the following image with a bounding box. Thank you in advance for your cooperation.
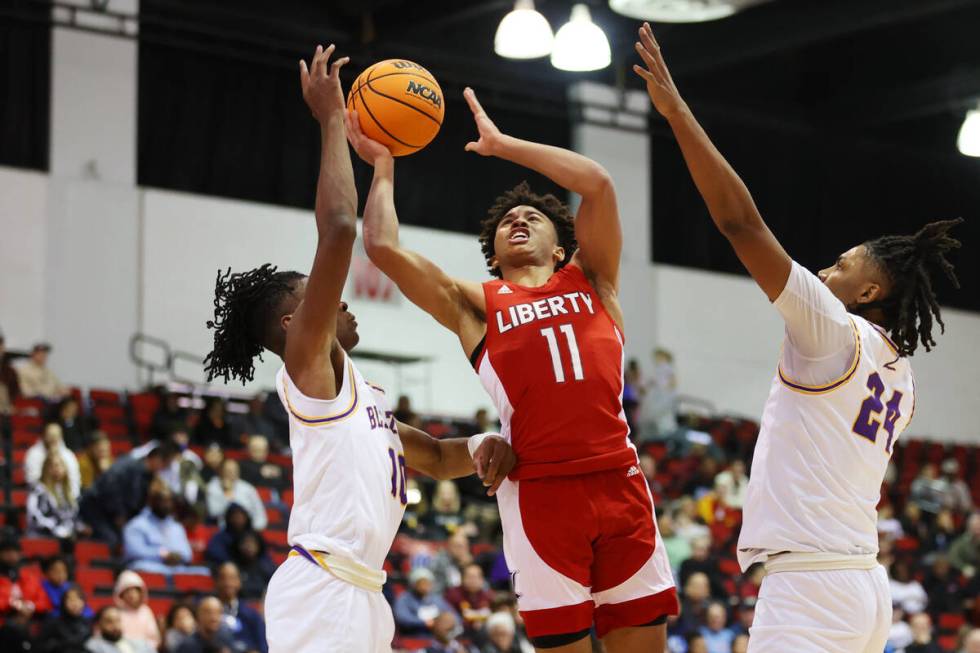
[627,465,640,477]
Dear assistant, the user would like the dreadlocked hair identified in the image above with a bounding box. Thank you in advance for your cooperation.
[478,181,577,279]
[864,218,963,357]
[203,264,305,384]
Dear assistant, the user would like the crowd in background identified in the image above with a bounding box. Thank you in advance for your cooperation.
[1,338,979,653]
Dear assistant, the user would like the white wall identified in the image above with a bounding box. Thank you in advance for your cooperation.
[0,168,48,347]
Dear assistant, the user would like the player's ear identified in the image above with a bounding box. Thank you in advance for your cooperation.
[281,313,293,331]
[553,246,565,265]
[489,255,499,272]
[855,281,882,305]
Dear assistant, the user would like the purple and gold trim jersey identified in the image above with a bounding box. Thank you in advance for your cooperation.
[275,352,406,572]
[738,294,914,570]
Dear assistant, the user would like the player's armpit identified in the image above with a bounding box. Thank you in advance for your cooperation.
[569,174,622,290]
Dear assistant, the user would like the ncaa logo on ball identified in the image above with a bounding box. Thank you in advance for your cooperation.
[406,80,442,109]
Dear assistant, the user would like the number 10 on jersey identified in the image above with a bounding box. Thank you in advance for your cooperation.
[540,324,584,383]
[388,448,407,505]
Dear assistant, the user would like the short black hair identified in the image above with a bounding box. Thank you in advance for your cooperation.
[479,181,577,279]
[42,555,68,573]
[96,605,119,622]
[864,218,963,356]
[204,264,305,384]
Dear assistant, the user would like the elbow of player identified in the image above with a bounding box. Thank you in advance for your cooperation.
[584,166,614,197]
[318,214,357,242]
[717,216,754,239]
[364,239,398,267]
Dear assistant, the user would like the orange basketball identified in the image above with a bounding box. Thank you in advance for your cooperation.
[347,59,444,157]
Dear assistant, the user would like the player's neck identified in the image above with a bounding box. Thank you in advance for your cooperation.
[501,264,554,288]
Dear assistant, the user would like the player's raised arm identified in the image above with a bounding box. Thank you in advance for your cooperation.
[397,421,515,496]
[462,88,622,288]
[286,45,357,395]
[633,23,791,301]
[346,112,486,343]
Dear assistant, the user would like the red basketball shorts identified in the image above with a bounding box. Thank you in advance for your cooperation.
[495,465,678,639]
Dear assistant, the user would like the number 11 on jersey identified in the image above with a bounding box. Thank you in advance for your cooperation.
[540,324,584,383]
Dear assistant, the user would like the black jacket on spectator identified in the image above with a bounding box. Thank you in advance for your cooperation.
[36,602,91,653]
[906,642,944,653]
[194,416,236,449]
[206,505,261,567]
[223,599,267,653]
[921,568,964,615]
[679,558,725,599]
[176,628,243,653]
[239,460,287,491]
[78,455,152,546]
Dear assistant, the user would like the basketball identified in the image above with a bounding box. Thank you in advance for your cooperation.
[347,59,445,157]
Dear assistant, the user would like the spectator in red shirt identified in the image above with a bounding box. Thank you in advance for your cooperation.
[0,531,53,648]
[445,563,494,637]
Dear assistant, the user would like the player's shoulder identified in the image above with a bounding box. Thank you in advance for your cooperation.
[279,354,363,428]
[852,314,911,372]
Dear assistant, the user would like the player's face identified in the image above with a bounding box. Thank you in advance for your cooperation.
[286,278,360,351]
[491,205,563,273]
[818,245,888,311]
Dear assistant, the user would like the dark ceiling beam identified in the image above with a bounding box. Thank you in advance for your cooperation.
[821,66,980,127]
[664,0,980,76]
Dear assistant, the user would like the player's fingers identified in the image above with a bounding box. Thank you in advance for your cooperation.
[299,60,310,91]
[464,141,478,153]
[322,44,337,77]
[483,443,504,486]
[632,64,656,84]
[312,44,325,78]
[641,24,669,71]
[463,87,485,117]
[473,448,486,479]
[634,42,659,73]
[330,56,350,78]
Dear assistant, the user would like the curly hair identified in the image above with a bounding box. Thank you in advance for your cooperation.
[203,264,305,384]
[478,181,577,279]
[863,218,963,356]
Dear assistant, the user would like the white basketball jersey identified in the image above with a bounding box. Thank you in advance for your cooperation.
[738,314,915,570]
[275,352,407,571]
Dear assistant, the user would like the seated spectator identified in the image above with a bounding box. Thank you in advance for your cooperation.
[950,513,980,576]
[673,497,710,545]
[206,459,268,531]
[36,585,92,653]
[194,397,236,449]
[261,391,290,452]
[906,612,943,653]
[889,560,928,615]
[0,335,21,414]
[200,443,224,484]
[962,629,980,653]
[176,596,239,653]
[731,597,755,637]
[163,603,197,653]
[877,504,904,542]
[424,610,474,653]
[732,633,749,653]
[28,453,83,540]
[79,442,177,548]
[683,457,719,498]
[214,562,267,653]
[659,511,692,574]
[78,432,114,490]
[394,394,416,423]
[713,459,748,509]
[679,537,724,599]
[205,504,259,567]
[240,434,287,490]
[646,347,678,436]
[901,502,933,547]
[230,532,275,600]
[939,459,973,514]
[685,632,708,653]
[431,532,473,593]
[395,567,455,636]
[673,572,711,637]
[927,509,960,554]
[910,464,945,516]
[53,396,89,452]
[445,563,493,637]
[234,394,280,449]
[699,602,734,653]
[423,480,468,541]
[640,453,664,501]
[42,556,92,619]
[86,605,155,653]
[140,428,206,518]
[123,478,209,576]
[26,423,82,498]
[0,532,52,618]
[16,343,68,401]
[922,554,963,616]
[151,391,188,440]
[113,571,161,649]
[481,611,521,653]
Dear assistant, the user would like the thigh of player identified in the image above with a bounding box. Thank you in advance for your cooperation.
[265,556,395,653]
[749,567,890,653]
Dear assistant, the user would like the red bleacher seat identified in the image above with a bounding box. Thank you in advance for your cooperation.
[11,414,42,431]
[13,430,36,447]
[88,595,115,611]
[268,453,291,467]
[895,536,920,552]
[75,541,112,567]
[270,549,288,565]
[90,389,122,405]
[938,612,965,631]
[173,574,214,593]
[147,596,173,616]
[77,567,115,594]
[257,487,273,503]
[281,489,293,506]
[395,637,432,651]
[110,440,132,455]
[267,509,284,527]
[11,489,28,508]
[21,537,59,559]
[94,405,126,421]
[938,635,959,652]
[138,572,169,589]
[263,530,289,548]
[12,467,25,486]
[13,396,45,415]
[224,449,246,461]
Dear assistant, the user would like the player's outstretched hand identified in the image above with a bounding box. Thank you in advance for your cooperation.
[299,44,349,123]
[463,87,505,157]
[632,23,688,120]
[345,109,393,165]
[472,435,516,497]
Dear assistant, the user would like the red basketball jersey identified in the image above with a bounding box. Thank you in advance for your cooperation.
[472,263,637,480]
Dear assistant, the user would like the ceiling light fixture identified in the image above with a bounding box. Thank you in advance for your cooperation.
[957,104,980,157]
[494,0,554,60]
[609,0,770,23]
[551,4,612,72]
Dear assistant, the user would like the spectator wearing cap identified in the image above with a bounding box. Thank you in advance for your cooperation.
[16,342,68,401]
[36,585,92,653]
[206,459,267,531]
[395,567,456,636]
[79,441,178,547]
[26,422,82,498]
[123,478,209,576]
[214,562,267,653]
[113,570,161,649]
[0,335,21,414]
